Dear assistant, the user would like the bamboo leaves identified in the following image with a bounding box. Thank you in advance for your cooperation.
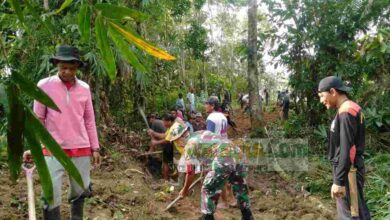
[78,5,91,42]
[9,1,177,82]
[8,0,25,24]
[5,84,25,182]
[24,121,53,203]
[109,22,176,61]
[95,15,116,82]
[11,72,60,112]
[108,26,147,73]
[94,3,148,22]
[56,0,73,14]
[93,4,176,81]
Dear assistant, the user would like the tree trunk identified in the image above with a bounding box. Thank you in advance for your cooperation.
[180,48,185,84]
[230,45,234,87]
[307,67,320,127]
[132,0,145,111]
[247,0,263,132]
[203,58,207,94]
[43,0,49,11]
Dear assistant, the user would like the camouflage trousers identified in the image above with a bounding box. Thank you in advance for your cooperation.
[201,157,250,215]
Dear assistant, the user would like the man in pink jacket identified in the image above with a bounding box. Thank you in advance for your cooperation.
[23,45,101,220]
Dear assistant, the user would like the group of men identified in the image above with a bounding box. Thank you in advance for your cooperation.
[238,89,289,121]
[175,88,196,115]
[147,95,253,220]
[21,45,370,220]
[146,111,207,182]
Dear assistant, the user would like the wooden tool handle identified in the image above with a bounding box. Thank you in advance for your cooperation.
[348,167,359,217]
[137,151,163,157]
[23,164,36,220]
[164,176,203,211]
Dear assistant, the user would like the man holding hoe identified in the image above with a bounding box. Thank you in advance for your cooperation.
[318,76,370,219]
[23,45,102,220]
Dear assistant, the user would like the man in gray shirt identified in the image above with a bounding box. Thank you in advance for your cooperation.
[147,114,174,181]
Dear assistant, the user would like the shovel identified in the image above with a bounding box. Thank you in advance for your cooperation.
[22,163,36,220]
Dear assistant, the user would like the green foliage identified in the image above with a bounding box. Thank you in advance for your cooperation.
[109,22,176,61]
[108,27,147,73]
[193,0,206,10]
[364,107,390,132]
[56,0,73,14]
[78,5,91,42]
[303,157,332,197]
[5,83,24,182]
[94,3,148,22]
[170,0,191,19]
[264,0,389,129]
[355,28,390,65]
[233,75,248,95]
[313,124,328,141]
[185,22,208,60]
[1,0,180,203]
[0,133,6,149]
[250,127,266,138]
[207,72,228,96]
[365,153,390,219]
[0,84,8,114]
[224,0,247,6]
[300,152,390,220]
[1,1,388,218]
[95,15,117,82]
[282,114,308,138]
[7,0,25,24]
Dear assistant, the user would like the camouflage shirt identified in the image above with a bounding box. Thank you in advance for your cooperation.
[183,131,242,170]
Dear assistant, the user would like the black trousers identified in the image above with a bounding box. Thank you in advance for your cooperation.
[332,165,371,220]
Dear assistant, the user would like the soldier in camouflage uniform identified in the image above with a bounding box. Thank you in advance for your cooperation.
[166,122,253,220]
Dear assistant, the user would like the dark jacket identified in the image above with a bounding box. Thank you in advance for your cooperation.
[328,100,365,186]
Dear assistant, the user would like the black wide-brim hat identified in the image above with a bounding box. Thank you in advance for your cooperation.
[49,45,84,67]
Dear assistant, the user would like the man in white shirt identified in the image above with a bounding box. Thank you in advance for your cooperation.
[205,96,228,138]
[187,88,196,114]
[204,96,236,209]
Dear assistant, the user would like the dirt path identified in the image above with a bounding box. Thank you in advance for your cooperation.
[228,108,280,138]
[0,110,336,220]
[0,157,335,220]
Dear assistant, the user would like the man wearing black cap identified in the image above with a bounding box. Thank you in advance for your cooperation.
[23,45,101,220]
[318,76,371,220]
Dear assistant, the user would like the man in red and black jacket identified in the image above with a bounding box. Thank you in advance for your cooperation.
[318,76,371,220]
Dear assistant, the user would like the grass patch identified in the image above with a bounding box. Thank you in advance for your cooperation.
[298,153,390,219]
[365,153,390,219]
